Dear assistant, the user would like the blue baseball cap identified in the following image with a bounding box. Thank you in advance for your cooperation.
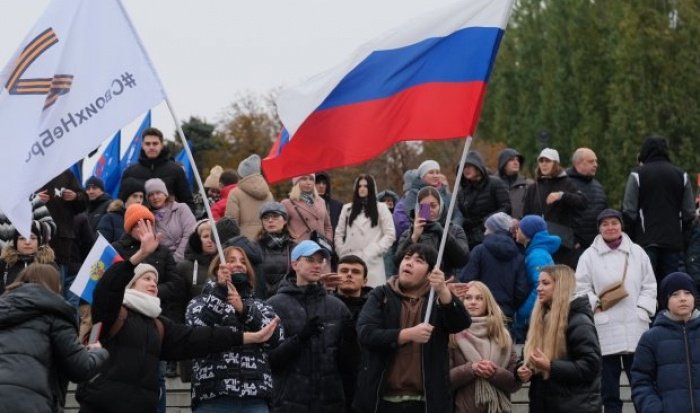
[291,240,331,261]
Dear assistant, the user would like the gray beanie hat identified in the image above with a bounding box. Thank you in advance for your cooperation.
[237,154,261,178]
[417,160,440,178]
[144,178,168,196]
[484,212,513,235]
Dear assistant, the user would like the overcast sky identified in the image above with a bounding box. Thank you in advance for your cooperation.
[1,0,460,141]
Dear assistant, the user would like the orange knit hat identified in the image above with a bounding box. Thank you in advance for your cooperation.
[124,204,155,233]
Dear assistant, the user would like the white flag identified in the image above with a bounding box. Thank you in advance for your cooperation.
[0,0,165,236]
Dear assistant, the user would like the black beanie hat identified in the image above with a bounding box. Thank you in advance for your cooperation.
[660,272,698,310]
[85,176,105,192]
[118,178,145,203]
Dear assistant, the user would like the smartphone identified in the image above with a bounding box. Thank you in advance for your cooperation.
[419,203,431,220]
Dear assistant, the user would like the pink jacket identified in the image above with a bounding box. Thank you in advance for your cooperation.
[281,197,332,242]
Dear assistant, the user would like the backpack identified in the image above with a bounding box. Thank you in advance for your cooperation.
[107,306,164,341]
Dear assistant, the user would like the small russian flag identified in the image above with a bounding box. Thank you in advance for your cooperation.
[70,234,123,304]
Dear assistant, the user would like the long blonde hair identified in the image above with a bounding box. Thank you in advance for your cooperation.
[523,265,576,374]
[471,281,512,349]
[288,178,318,201]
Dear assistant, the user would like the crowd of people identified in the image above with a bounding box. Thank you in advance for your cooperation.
[0,127,699,413]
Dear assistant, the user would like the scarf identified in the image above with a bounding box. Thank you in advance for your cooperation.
[300,192,315,205]
[605,236,623,250]
[123,289,162,318]
[454,316,512,413]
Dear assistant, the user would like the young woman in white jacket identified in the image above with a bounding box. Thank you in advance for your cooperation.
[575,208,657,413]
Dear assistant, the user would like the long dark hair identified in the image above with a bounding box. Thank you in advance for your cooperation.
[349,174,378,227]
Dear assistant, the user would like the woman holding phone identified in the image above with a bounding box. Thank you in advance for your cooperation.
[395,186,469,278]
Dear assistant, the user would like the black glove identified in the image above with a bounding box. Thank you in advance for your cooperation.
[298,316,324,341]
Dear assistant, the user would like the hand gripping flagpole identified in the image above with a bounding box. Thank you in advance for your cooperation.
[423,135,474,324]
[114,0,226,264]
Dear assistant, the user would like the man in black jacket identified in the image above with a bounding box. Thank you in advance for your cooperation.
[622,135,696,284]
[120,127,194,212]
[354,243,470,413]
[85,176,113,235]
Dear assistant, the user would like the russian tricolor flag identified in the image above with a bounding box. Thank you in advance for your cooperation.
[69,234,123,304]
[263,0,513,182]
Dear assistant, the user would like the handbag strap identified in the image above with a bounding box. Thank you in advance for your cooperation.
[621,253,629,282]
[291,200,313,233]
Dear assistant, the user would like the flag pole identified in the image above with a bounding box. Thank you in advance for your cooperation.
[423,135,473,324]
[164,98,226,264]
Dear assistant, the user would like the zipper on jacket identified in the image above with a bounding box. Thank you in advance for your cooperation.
[373,369,386,413]
[683,324,696,413]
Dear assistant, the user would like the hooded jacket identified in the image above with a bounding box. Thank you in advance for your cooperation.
[497,148,530,219]
[225,174,274,240]
[566,167,608,249]
[459,232,528,318]
[515,231,561,327]
[316,171,344,233]
[121,147,195,211]
[211,183,236,221]
[0,244,56,294]
[457,152,511,247]
[525,296,602,413]
[622,136,695,250]
[266,279,353,413]
[0,284,108,413]
[631,310,700,413]
[255,232,296,298]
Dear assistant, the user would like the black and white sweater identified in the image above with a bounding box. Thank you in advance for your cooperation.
[185,281,283,407]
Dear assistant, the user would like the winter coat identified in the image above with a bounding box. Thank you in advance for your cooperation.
[522,171,587,230]
[524,296,602,413]
[459,232,528,319]
[121,147,195,211]
[622,137,696,250]
[112,235,185,321]
[392,197,411,241]
[353,281,471,413]
[0,284,108,413]
[176,248,215,302]
[282,197,333,242]
[0,245,56,295]
[575,233,657,355]
[0,195,56,251]
[497,148,530,219]
[515,231,560,328]
[317,171,344,234]
[76,260,246,413]
[395,176,453,237]
[211,183,236,221]
[152,201,197,263]
[256,233,296,298]
[566,167,608,249]
[395,220,470,278]
[95,200,125,243]
[225,174,274,240]
[335,202,396,287]
[456,152,511,247]
[40,170,87,269]
[449,346,519,413]
[631,310,700,413]
[186,281,282,408]
[87,193,113,234]
[266,279,353,413]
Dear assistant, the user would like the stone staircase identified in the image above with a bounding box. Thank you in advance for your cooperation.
[66,375,635,412]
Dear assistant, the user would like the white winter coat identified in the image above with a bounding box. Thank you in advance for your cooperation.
[334,202,395,287]
[575,233,657,355]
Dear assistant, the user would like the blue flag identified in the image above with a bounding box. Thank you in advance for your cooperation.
[92,131,121,197]
[175,143,194,190]
[69,161,83,186]
[120,110,151,170]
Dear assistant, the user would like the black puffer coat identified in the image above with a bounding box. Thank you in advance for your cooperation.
[457,152,511,247]
[523,171,587,228]
[76,260,246,413]
[112,235,185,320]
[256,233,296,298]
[121,147,194,211]
[0,284,108,413]
[266,279,353,413]
[566,167,608,249]
[525,296,602,413]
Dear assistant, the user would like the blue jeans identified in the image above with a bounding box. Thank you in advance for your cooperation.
[194,397,269,413]
[601,354,633,413]
[59,265,80,308]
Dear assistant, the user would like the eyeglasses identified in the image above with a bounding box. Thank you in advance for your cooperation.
[261,214,283,221]
[301,256,327,265]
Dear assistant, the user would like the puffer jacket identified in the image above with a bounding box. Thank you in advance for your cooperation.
[255,232,296,298]
[459,232,528,319]
[522,171,587,229]
[121,147,194,211]
[456,152,511,247]
[566,167,608,249]
[76,260,246,413]
[266,279,353,413]
[225,174,274,240]
[112,235,184,321]
[631,310,700,413]
[211,183,236,221]
[152,201,197,263]
[395,220,469,278]
[186,281,283,408]
[0,244,56,294]
[0,284,108,413]
[95,199,125,243]
[87,193,113,234]
[524,296,602,413]
[515,231,560,329]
